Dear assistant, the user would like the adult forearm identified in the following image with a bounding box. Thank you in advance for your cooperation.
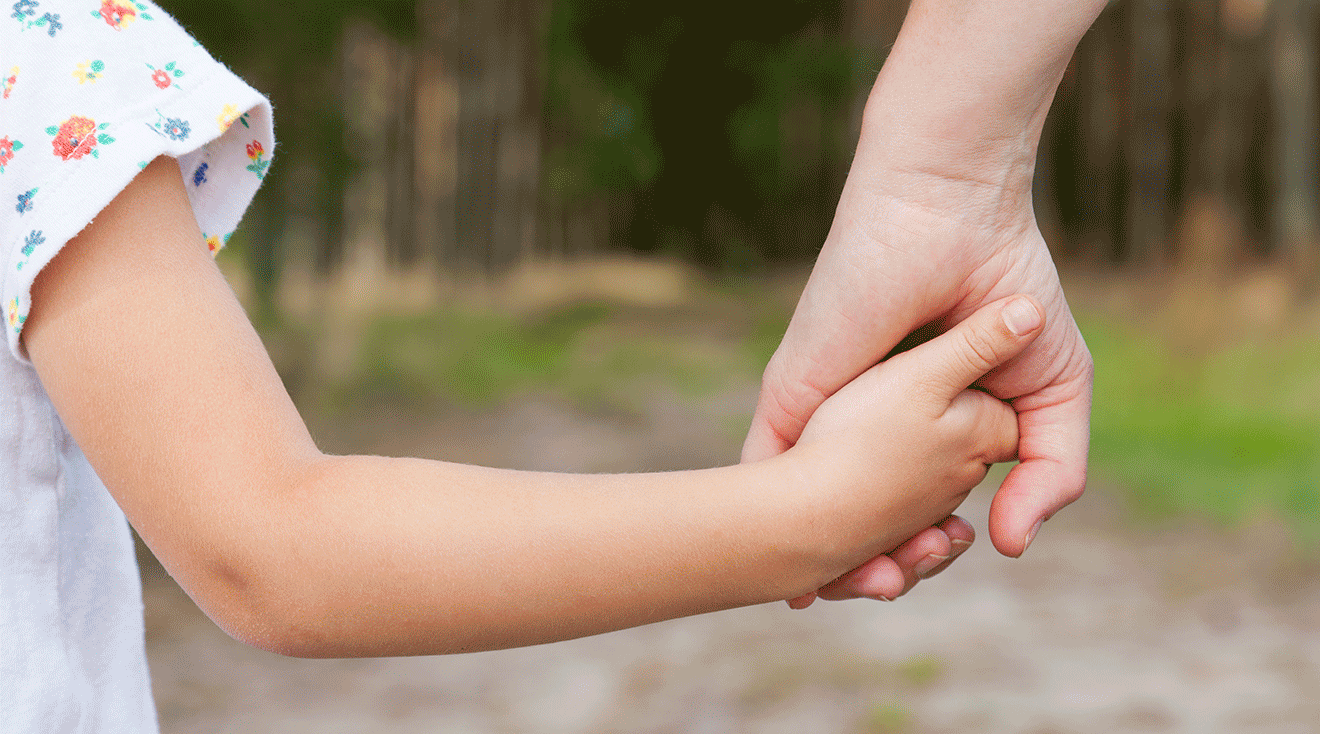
[228,453,824,658]
[860,0,1108,187]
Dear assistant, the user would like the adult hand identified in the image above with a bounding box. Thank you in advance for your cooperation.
[747,165,1092,614]
[743,0,1101,609]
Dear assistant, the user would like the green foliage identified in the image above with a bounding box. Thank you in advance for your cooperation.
[1084,316,1320,544]
[343,302,611,408]
[543,2,664,201]
[727,33,855,198]
[330,295,768,415]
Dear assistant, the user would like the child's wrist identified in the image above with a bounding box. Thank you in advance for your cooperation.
[771,444,880,592]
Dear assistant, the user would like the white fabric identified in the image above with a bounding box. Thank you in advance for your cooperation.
[1,2,274,730]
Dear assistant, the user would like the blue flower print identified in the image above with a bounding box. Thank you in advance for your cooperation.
[15,188,35,214]
[163,118,189,141]
[21,229,43,256]
[147,110,192,141]
[11,0,36,22]
[40,11,58,36]
[192,162,208,186]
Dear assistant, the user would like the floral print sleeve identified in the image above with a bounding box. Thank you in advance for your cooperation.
[0,0,274,361]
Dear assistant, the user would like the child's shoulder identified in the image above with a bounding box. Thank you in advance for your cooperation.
[2,1,273,363]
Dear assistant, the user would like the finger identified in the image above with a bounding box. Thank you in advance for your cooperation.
[988,375,1092,557]
[787,592,817,610]
[742,281,929,463]
[813,515,975,602]
[817,525,952,602]
[816,553,906,602]
[886,526,954,595]
[947,389,1020,465]
[905,516,976,585]
[893,296,1044,405]
[743,409,795,463]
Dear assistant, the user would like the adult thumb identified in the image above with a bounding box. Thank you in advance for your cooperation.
[897,296,1045,404]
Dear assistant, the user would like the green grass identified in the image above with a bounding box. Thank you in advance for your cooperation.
[337,302,612,409]
[332,300,759,414]
[1082,314,1320,544]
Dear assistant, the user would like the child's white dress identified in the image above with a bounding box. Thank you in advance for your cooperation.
[1,2,274,730]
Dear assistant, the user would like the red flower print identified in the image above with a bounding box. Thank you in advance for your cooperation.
[0,137,15,169]
[99,0,136,29]
[151,69,170,89]
[51,117,98,161]
[246,140,264,160]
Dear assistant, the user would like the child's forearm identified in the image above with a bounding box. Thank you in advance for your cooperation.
[227,453,823,657]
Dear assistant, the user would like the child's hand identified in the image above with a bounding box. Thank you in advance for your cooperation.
[789,295,1044,603]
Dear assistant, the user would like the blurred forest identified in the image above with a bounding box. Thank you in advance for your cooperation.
[160,0,1320,295]
[149,0,1320,539]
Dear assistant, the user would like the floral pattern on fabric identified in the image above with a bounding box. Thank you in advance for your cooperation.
[95,0,151,30]
[2,66,16,98]
[7,297,23,331]
[203,231,232,256]
[15,188,35,214]
[147,109,189,141]
[0,135,20,171]
[245,139,268,179]
[16,229,44,270]
[217,103,251,133]
[11,1,60,36]
[146,60,182,89]
[47,116,114,160]
[72,59,105,84]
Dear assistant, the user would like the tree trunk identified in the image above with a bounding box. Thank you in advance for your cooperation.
[453,0,543,275]
[1077,5,1121,260]
[1174,0,1242,274]
[1125,0,1173,268]
[385,39,419,267]
[1269,0,1320,278]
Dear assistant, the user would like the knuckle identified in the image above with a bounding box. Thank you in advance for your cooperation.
[959,328,1000,374]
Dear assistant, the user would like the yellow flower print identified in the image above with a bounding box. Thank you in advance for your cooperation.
[73,60,106,85]
[7,298,22,331]
[217,104,240,132]
[205,234,222,256]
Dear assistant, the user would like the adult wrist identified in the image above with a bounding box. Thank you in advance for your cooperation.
[852,0,1107,197]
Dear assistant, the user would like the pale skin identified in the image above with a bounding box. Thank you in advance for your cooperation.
[25,157,1042,658]
[748,0,1109,607]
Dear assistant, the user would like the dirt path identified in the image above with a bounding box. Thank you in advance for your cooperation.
[144,392,1320,734]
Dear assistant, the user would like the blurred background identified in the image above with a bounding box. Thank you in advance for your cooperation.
[143,1,1320,731]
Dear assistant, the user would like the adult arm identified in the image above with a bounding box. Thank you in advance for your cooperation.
[746,0,1104,568]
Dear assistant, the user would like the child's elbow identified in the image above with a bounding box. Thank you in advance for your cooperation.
[207,583,338,659]
[183,547,340,658]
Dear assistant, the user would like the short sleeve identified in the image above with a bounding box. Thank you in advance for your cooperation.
[1,0,275,362]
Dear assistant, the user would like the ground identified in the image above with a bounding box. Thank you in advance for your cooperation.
[143,391,1320,734]
[144,261,1320,733]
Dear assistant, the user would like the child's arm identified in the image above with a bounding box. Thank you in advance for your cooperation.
[23,157,1040,658]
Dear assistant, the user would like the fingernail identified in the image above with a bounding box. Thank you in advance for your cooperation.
[1023,518,1044,553]
[1002,297,1042,336]
[950,539,973,555]
[876,594,895,603]
[914,553,950,579]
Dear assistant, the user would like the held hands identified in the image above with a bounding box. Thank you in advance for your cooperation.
[747,141,1094,607]
[788,296,1044,604]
